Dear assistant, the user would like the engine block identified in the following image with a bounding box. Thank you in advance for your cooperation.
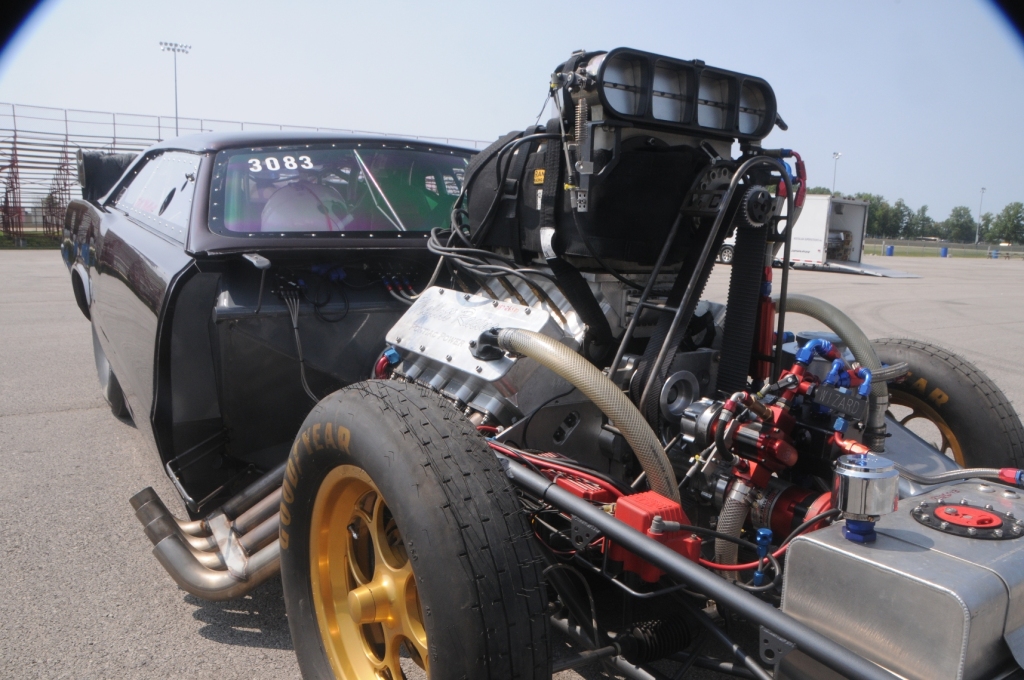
[386,287,569,424]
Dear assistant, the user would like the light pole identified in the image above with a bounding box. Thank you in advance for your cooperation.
[159,42,191,136]
[831,152,842,195]
[975,187,986,244]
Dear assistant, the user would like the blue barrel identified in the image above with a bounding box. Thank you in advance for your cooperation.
[885,245,894,256]
[992,250,1000,259]
[940,247,949,258]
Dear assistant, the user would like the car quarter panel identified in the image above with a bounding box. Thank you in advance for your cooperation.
[90,207,194,448]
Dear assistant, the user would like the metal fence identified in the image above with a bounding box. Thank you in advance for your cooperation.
[0,102,488,238]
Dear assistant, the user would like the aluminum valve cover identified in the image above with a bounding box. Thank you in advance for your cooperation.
[385,287,570,424]
[782,481,1024,680]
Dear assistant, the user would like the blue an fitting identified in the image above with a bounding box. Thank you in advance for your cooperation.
[855,367,873,398]
[824,359,847,386]
[842,519,877,543]
[781,331,795,344]
[383,347,401,365]
[795,338,835,366]
[752,528,773,586]
[833,417,849,435]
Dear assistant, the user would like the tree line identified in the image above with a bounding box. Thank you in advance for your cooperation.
[806,187,1024,244]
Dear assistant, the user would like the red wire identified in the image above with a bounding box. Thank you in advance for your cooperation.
[476,425,500,434]
[487,442,624,498]
[699,545,788,572]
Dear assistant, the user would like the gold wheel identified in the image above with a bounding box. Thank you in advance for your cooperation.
[888,391,965,466]
[309,465,428,679]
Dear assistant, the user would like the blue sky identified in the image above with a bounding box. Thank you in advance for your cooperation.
[1,0,1021,221]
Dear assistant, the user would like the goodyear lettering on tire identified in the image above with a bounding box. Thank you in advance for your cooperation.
[280,423,351,552]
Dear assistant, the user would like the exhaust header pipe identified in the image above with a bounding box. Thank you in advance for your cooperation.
[129,462,286,601]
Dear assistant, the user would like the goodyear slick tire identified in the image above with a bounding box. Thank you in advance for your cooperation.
[279,380,550,679]
[873,338,1024,468]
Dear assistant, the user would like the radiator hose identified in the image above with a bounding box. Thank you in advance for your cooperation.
[772,293,888,451]
[496,328,680,502]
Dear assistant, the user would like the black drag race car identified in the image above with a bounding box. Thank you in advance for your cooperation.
[64,47,1024,680]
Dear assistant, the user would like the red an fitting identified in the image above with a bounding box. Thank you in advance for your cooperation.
[999,468,1024,488]
[832,432,870,455]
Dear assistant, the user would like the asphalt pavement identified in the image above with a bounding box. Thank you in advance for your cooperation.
[1,251,1022,679]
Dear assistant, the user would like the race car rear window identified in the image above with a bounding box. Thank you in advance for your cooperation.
[208,143,472,236]
[114,151,201,242]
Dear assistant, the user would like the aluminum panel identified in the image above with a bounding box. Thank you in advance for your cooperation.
[782,482,1024,680]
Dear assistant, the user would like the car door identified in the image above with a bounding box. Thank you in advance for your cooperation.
[91,151,200,448]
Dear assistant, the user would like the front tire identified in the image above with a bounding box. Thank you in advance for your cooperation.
[280,380,550,679]
[873,338,1024,468]
[719,245,734,264]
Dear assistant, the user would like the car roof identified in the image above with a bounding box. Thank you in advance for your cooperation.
[149,131,478,155]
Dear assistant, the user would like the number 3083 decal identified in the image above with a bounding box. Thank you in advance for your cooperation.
[248,156,314,172]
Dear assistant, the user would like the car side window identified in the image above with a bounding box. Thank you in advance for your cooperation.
[115,151,200,242]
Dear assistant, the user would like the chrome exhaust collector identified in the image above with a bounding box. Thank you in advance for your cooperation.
[128,461,286,601]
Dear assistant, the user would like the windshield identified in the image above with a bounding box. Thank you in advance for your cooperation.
[209,143,471,235]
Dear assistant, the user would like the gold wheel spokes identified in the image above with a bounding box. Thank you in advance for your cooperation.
[310,466,429,679]
[888,392,964,466]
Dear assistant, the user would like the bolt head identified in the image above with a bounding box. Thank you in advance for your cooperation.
[940,521,949,529]
[968,527,978,536]
[439,289,444,294]
[1014,525,1022,535]
[524,308,531,315]
[960,498,970,506]
[419,345,426,351]
[445,355,452,362]
[492,300,499,307]
[469,340,477,348]
[464,294,470,300]
[986,504,994,510]
[995,529,1004,538]
[396,337,402,343]
[918,502,929,508]
[921,514,931,522]
[475,366,483,373]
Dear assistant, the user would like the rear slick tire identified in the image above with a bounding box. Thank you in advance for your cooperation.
[873,338,1024,468]
[279,380,550,680]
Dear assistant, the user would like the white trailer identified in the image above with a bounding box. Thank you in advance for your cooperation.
[718,194,915,277]
[789,194,866,267]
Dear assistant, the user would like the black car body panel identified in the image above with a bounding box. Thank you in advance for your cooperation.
[63,132,475,514]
